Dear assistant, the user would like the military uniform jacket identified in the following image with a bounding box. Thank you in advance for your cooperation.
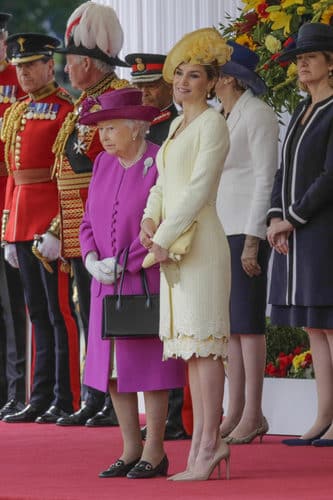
[146,103,178,146]
[0,63,25,213]
[1,82,73,242]
[52,74,129,259]
[268,95,333,307]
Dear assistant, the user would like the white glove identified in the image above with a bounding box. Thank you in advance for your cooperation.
[37,232,60,261]
[4,243,19,268]
[85,252,122,285]
[99,257,123,277]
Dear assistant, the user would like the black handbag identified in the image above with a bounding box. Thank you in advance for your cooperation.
[102,248,159,339]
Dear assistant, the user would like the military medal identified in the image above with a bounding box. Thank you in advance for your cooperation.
[50,103,59,120]
[10,86,17,103]
[3,85,10,103]
[45,103,52,120]
[26,103,35,120]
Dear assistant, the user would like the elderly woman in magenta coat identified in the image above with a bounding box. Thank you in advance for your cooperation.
[79,88,185,479]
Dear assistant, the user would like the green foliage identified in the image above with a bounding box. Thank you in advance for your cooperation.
[265,319,309,364]
[2,0,81,40]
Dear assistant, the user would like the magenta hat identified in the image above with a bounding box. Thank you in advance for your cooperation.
[79,88,160,125]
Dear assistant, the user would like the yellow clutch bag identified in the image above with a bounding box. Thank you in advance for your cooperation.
[142,221,197,269]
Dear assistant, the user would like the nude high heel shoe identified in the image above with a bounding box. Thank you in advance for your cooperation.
[170,439,230,481]
[225,416,269,444]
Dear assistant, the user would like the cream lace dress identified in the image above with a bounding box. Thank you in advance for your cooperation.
[143,108,231,360]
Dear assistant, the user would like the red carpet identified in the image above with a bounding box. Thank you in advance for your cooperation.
[0,422,333,499]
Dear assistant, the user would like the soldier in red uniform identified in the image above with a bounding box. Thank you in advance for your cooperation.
[0,12,27,419]
[1,33,79,423]
[49,1,128,428]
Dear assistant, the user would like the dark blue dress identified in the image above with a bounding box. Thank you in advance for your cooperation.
[268,95,333,328]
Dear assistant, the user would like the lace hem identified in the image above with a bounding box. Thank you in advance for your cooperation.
[162,333,229,361]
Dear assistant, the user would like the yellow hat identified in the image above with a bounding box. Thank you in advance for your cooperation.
[163,28,232,83]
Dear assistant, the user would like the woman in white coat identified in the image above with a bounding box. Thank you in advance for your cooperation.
[216,42,279,444]
[140,28,232,480]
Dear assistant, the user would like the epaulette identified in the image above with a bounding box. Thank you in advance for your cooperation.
[110,78,130,90]
[152,110,172,126]
[56,89,74,104]
[1,100,29,169]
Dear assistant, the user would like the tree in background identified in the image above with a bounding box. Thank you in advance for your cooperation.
[1,0,81,40]
[2,0,82,91]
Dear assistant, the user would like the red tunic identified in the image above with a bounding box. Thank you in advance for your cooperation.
[3,82,73,242]
[0,63,25,213]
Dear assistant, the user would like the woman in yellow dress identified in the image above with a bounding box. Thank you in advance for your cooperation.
[140,28,232,481]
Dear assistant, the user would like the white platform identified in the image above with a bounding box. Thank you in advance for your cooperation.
[224,378,317,436]
[139,378,317,436]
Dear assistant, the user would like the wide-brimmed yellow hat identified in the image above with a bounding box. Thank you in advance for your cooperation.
[163,28,232,83]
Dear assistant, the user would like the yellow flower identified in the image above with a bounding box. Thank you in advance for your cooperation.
[269,10,292,35]
[321,5,333,24]
[297,6,306,15]
[281,0,304,8]
[235,33,257,51]
[242,0,262,12]
[265,34,282,53]
[287,62,298,79]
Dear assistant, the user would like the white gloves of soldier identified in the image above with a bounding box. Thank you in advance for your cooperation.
[4,243,19,268]
[85,252,123,285]
[37,232,61,261]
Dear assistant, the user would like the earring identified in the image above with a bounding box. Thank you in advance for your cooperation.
[207,91,212,100]
[132,135,136,141]
[329,70,333,78]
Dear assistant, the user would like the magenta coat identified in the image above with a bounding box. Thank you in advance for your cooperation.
[80,141,185,393]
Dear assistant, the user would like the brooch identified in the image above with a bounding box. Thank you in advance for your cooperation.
[143,157,154,177]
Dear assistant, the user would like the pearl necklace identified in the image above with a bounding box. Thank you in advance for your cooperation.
[119,141,147,169]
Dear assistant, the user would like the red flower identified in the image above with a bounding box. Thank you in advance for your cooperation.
[257,2,269,19]
[263,63,270,70]
[279,60,289,68]
[270,53,281,61]
[283,36,295,48]
[235,12,259,34]
[293,346,302,355]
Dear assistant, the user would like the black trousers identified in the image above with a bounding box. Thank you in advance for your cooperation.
[71,257,108,410]
[16,242,73,412]
[0,250,26,406]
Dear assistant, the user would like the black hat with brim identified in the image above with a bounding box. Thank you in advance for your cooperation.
[278,22,333,62]
[55,38,129,67]
[125,53,166,83]
[7,32,61,64]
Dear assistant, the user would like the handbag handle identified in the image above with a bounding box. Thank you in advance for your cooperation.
[114,248,153,310]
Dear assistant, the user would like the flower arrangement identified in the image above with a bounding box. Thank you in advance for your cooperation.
[265,320,314,378]
[219,0,333,114]
[265,346,314,378]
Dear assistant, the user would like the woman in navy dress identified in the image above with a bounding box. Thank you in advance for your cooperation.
[267,23,333,446]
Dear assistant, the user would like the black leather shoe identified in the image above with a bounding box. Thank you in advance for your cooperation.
[164,426,191,440]
[56,406,97,426]
[86,405,119,427]
[141,424,190,441]
[2,403,43,423]
[0,399,25,420]
[99,458,140,478]
[35,405,71,424]
[127,455,169,479]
